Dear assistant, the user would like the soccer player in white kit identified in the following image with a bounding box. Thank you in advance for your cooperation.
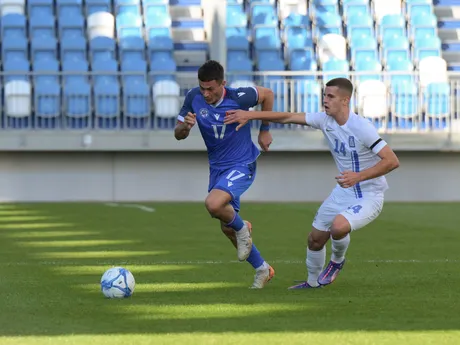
[224,78,400,289]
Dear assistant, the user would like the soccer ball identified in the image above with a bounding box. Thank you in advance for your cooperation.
[100,267,135,298]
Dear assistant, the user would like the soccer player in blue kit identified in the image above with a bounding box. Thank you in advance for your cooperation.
[174,60,276,288]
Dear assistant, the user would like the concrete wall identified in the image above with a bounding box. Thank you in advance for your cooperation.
[0,151,457,202]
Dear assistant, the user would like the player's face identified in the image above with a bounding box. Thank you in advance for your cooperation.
[323,86,350,116]
[199,80,226,105]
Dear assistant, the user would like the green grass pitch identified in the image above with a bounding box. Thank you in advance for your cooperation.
[0,202,459,345]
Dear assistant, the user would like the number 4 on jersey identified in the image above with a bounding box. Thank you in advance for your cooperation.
[226,170,245,187]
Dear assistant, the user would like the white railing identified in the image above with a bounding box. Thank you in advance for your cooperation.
[0,71,458,133]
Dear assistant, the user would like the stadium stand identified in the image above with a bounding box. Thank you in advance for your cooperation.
[0,0,457,132]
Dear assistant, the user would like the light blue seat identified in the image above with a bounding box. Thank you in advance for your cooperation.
[227,27,250,51]
[251,4,277,27]
[290,54,318,80]
[413,36,441,61]
[382,36,410,62]
[1,14,26,38]
[226,10,247,26]
[346,13,372,28]
[121,60,150,124]
[115,0,141,15]
[33,59,61,121]
[150,55,176,83]
[283,13,310,29]
[354,58,382,83]
[31,37,57,61]
[116,13,143,38]
[424,82,450,129]
[144,4,169,25]
[61,36,86,61]
[30,15,55,39]
[57,0,83,17]
[323,59,350,82]
[295,80,321,113]
[349,26,374,42]
[386,58,414,85]
[254,27,282,54]
[90,37,116,62]
[343,2,369,18]
[28,0,53,17]
[351,36,378,63]
[391,83,418,129]
[406,1,432,18]
[85,0,112,15]
[121,58,147,84]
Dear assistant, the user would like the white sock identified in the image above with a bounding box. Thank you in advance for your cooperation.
[306,247,326,287]
[256,261,269,271]
[331,234,350,264]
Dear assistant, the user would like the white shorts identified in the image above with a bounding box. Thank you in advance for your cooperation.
[312,186,384,232]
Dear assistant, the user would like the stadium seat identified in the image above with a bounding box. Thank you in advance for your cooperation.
[152,80,180,119]
[1,0,25,15]
[424,82,450,130]
[373,0,401,23]
[357,80,388,128]
[61,36,87,61]
[30,15,56,39]
[116,12,143,38]
[381,36,410,63]
[350,36,378,64]
[317,33,347,66]
[57,0,83,18]
[122,59,150,127]
[4,80,32,128]
[413,36,442,62]
[391,83,418,127]
[86,0,112,16]
[322,58,350,83]
[89,36,116,63]
[28,0,53,17]
[385,57,414,86]
[31,36,58,61]
[92,59,120,126]
[293,80,321,113]
[62,60,92,121]
[354,58,382,83]
[3,59,29,82]
[87,11,115,40]
[33,59,61,127]
[419,56,448,88]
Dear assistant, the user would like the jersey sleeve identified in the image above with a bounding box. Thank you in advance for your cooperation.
[356,119,388,154]
[305,112,328,130]
[235,87,259,109]
[177,90,195,123]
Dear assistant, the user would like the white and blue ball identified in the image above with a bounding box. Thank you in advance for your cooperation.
[100,267,135,298]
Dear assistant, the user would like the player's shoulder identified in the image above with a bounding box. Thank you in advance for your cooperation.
[184,87,202,101]
[347,112,376,132]
[225,86,257,100]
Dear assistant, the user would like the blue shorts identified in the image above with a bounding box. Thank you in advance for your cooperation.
[208,161,257,212]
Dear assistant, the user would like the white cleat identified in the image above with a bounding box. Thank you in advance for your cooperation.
[251,265,275,289]
[235,221,253,261]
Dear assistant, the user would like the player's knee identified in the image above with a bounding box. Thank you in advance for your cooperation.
[330,215,351,239]
[205,196,224,218]
[308,231,328,251]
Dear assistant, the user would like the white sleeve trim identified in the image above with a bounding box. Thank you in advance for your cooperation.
[177,115,185,122]
[372,140,387,154]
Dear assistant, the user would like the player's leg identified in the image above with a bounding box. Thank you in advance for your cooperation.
[318,197,384,286]
[220,220,274,289]
[289,194,338,289]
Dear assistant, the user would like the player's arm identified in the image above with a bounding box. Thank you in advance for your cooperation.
[174,92,195,140]
[357,145,400,182]
[254,86,274,128]
[224,110,308,130]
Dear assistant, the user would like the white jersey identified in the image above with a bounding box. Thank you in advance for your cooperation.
[306,111,389,198]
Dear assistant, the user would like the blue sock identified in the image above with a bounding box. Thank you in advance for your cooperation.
[246,244,265,269]
[226,211,245,231]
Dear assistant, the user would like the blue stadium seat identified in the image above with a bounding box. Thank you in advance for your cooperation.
[121,58,147,84]
[379,14,406,42]
[406,0,432,18]
[119,36,146,62]
[285,27,313,59]
[31,37,58,61]
[424,82,450,130]
[150,55,177,83]
[121,60,150,127]
[251,4,277,27]
[3,59,30,82]
[342,0,369,17]
[323,59,350,82]
[290,54,318,80]
[227,27,250,51]
[226,10,247,27]
[90,37,116,62]
[295,80,321,113]
[282,13,310,29]
[92,59,120,125]
[253,27,282,61]
[86,0,112,15]
[2,36,28,61]
[30,15,56,39]
[116,13,143,38]
[144,4,169,26]
[28,0,54,17]
[62,60,92,123]
[57,0,83,17]
[59,14,85,39]
[33,59,61,126]
[1,14,27,39]
[61,36,87,61]
[227,56,253,84]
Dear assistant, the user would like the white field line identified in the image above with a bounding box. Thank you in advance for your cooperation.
[105,203,155,212]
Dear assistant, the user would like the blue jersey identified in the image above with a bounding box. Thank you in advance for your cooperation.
[177,86,261,169]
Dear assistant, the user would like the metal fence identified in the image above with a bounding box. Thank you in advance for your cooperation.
[0,71,458,132]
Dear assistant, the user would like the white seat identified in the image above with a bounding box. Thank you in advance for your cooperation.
[5,80,31,117]
[419,56,448,88]
[152,80,181,118]
[278,0,307,18]
[317,34,347,66]
[87,11,115,40]
[373,0,402,23]
[0,0,25,15]
[357,80,388,118]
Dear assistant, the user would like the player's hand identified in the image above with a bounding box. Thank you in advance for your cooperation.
[336,170,362,188]
[224,110,250,131]
[184,112,196,130]
[258,130,272,152]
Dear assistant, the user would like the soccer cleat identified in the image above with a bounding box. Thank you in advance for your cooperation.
[235,221,253,261]
[251,265,275,289]
[288,281,322,289]
[317,259,346,286]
